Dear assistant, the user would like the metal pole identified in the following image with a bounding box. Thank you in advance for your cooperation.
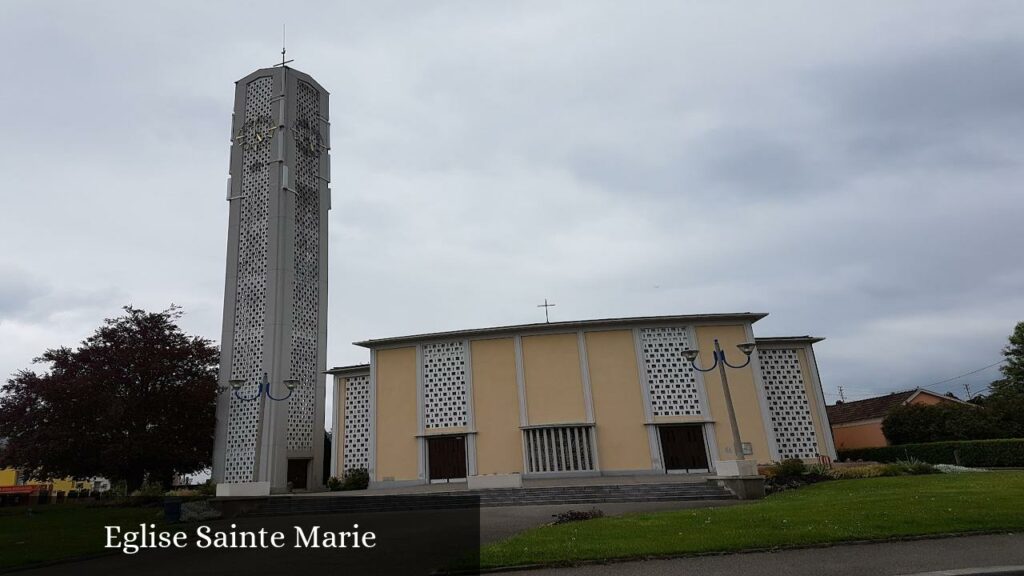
[715,339,746,461]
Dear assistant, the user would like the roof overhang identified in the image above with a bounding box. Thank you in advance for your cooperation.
[755,336,825,345]
[325,364,370,377]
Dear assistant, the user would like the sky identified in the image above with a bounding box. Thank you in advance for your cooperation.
[1,1,1021,424]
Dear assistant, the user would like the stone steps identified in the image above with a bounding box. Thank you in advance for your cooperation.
[247,482,735,516]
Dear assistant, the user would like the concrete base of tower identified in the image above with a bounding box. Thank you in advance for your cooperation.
[713,459,758,477]
[708,475,765,499]
[215,481,271,497]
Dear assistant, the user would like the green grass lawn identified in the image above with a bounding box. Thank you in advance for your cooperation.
[480,472,1024,569]
[0,504,162,570]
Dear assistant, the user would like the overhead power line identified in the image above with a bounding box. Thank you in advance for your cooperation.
[919,359,1006,391]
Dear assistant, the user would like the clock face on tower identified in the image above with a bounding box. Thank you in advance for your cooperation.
[292,118,322,157]
[234,115,275,150]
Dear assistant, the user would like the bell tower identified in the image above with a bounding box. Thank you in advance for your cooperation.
[212,66,330,494]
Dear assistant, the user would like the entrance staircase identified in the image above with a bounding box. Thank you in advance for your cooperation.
[249,481,735,517]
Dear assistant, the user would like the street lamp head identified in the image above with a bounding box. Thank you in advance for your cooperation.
[229,379,245,390]
[681,349,700,362]
[737,342,757,356]
[283,379,300,390]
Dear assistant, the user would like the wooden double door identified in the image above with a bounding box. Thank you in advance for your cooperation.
[659,425,710,473]
[428,436,467,482]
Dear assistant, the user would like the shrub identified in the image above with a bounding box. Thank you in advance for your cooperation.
[882,403,1002,444]
[165,488,200,498]
[892,457,937,475]
[108,480,168,507]
[839,439,1024,467]
[130,481,166,498]
[341,468,369,491]
[195,481,216,497]
[805,463,831,476]
[327,476,343,491]
[776,459,807,477]
[829,465,886,479]
[828,459,936,480]
[553,508,604,524]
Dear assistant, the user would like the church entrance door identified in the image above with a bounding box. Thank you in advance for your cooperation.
[658,425,709,473]
[427,436,467,482]
[287,458,310,490]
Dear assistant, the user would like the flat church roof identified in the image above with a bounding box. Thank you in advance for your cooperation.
[755,336,826,344]
[325,363,370,376]
[352,312,769,348]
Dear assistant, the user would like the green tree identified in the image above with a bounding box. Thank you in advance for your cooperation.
[990,321,1024,398]
[0,306,218,492]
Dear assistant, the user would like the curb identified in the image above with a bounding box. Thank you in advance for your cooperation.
[461,530,1021,574]
[905,567,1024,576]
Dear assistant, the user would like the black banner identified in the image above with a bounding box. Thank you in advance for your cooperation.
[18,496,481,576]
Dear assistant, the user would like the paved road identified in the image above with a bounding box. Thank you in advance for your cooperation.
[509,533,1024,576]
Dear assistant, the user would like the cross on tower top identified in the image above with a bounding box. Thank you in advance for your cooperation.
[537,299,556,323]
[274,25,294,68]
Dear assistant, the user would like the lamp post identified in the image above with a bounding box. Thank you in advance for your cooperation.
[229,372,300,402]
[681,339,757,466]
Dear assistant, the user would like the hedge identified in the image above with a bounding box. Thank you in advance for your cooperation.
[839,439,1024,467]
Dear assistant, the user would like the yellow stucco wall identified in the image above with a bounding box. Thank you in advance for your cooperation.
[0,468,18,487]
[694,324,772,463]
[585,330,651,471]
[374,347,419,482]
[522,333,587,425]
[471,338,524,475]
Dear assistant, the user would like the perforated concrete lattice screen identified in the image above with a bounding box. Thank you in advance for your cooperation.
[343,375,371,471]
[422,341,468,429]
[286,80,321,453]
[640,327,704,417]
[224,75,274,483]
[760,348,819,459]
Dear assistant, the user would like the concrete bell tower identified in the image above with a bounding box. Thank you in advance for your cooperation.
[212,66,330,494]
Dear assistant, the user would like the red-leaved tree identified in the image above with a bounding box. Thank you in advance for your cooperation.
[0,306,218,492]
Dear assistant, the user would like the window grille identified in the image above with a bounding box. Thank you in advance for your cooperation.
[523,426,595,473]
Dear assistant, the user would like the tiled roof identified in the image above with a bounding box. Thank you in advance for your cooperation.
[826,390,917,425]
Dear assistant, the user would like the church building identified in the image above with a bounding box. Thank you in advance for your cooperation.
[329,313,836,488]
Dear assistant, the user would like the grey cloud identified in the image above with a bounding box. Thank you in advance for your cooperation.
[2,1,1023,412]
[810,40,1024,170]
[0,272,48,320]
